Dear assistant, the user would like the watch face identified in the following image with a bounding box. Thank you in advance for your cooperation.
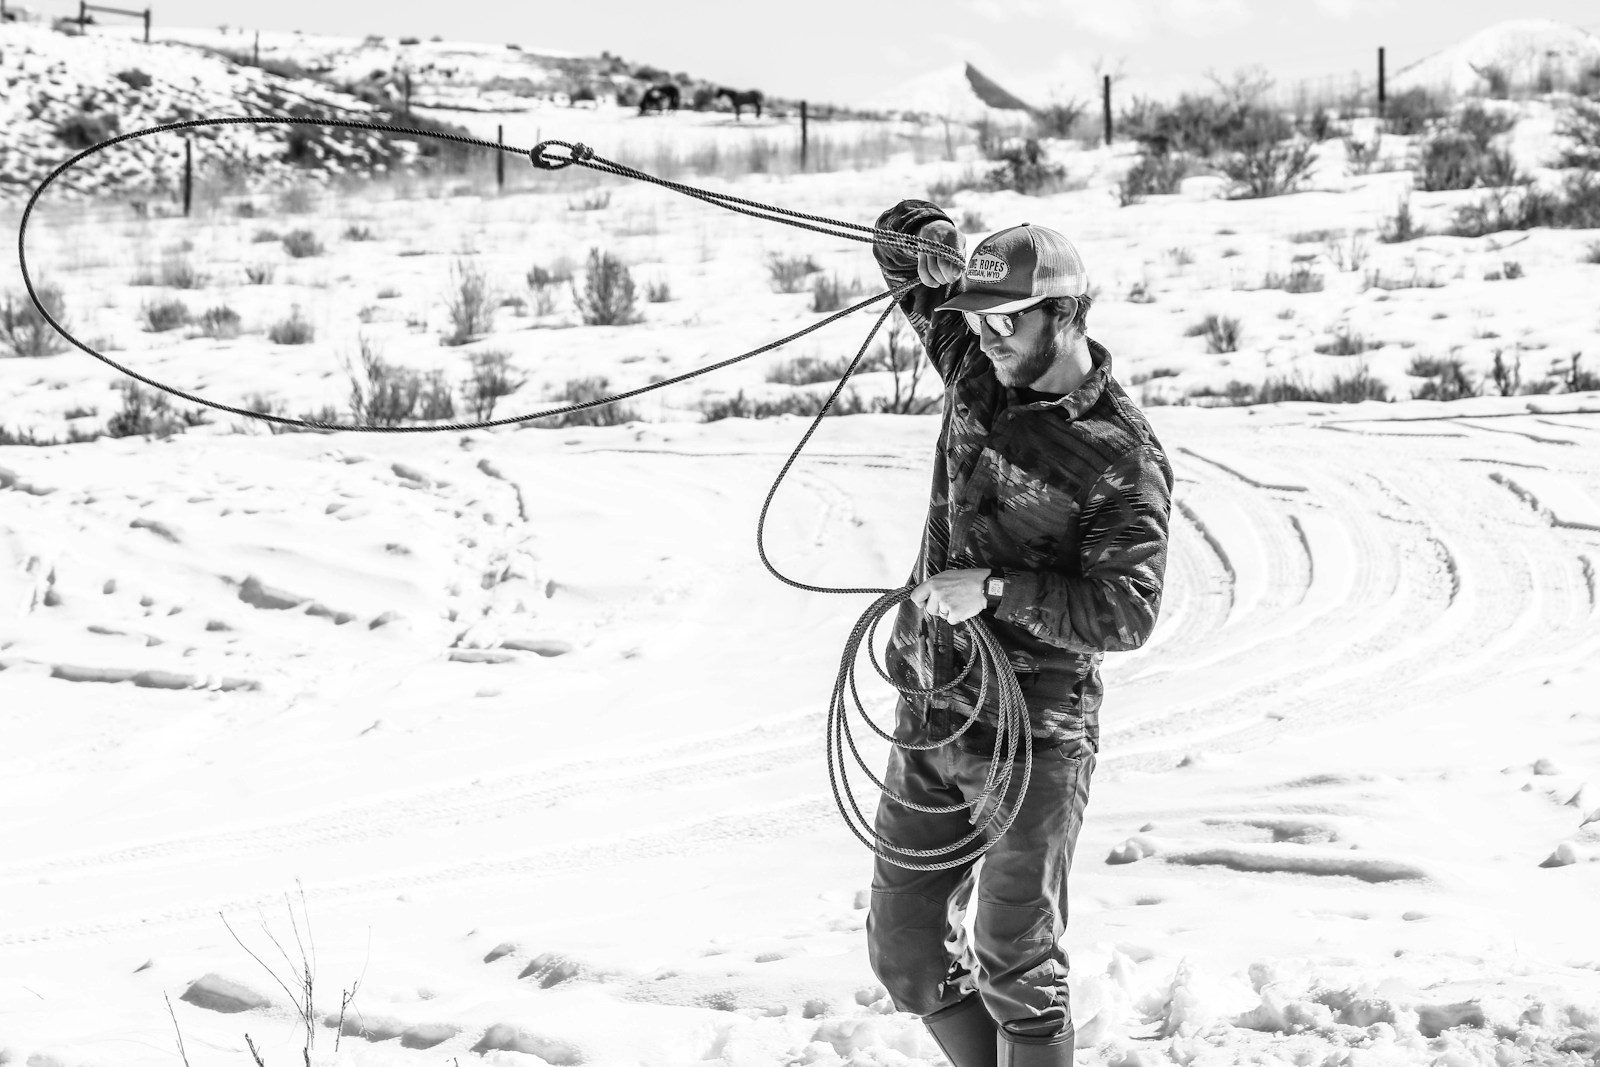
[986,578,1005,597]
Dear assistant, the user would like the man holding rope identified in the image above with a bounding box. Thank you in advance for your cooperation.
[866,200,1174,1067]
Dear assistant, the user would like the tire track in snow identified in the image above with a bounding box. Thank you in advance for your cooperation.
[0,795,840,947]
[1116,425,1600,766]
[0,707,827,886]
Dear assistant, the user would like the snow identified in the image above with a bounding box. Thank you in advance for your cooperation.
[4,17,1600,1067]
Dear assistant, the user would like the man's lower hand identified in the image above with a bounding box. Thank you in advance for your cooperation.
[910,567,991,625]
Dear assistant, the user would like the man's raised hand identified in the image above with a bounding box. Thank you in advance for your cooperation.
[916,220,965,288]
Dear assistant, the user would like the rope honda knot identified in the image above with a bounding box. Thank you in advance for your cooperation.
[529,140,595,170]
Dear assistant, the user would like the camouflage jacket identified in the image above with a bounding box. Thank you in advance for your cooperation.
[874,199,1174,753]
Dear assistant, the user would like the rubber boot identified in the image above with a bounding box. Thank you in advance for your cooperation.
[922,993,999,1067]
[997,1027,1075,1066]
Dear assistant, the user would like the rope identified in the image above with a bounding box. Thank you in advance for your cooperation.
[14,116,1037,869]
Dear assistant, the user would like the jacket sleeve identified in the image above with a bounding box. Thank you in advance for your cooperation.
[993,444,1174,653]
[871,199,977,387]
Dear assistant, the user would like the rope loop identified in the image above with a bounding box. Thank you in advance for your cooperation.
[16,119,1030,872]
[529,139,593,170]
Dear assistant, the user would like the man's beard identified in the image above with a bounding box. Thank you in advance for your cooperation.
[992,336,1059,388]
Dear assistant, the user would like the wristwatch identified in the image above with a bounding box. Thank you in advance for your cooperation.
[983,567,1006,609]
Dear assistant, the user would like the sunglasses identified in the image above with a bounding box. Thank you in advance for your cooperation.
[961,302,1047,338]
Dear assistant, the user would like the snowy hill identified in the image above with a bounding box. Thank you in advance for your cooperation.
[865,62,1038,123]
[0,23,438,205]
[1392,18,1600,96]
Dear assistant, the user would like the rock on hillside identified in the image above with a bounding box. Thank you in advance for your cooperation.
[0,23,458,206]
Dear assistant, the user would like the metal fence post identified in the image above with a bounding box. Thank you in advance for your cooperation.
[1378,46,1386,119]
[1102,75,1113,146]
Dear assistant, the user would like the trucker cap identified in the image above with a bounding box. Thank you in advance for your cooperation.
[934,222,1089,315]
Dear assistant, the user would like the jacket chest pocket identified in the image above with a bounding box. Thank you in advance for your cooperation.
[992,460,1081,567]
[949,447,1003,555]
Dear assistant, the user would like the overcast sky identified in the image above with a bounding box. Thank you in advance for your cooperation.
[61,0,1600,105]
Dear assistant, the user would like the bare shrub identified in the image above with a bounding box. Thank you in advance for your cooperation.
[1550,352,1600,392]
[198,305,242,338]
[1258,264,1324,292]
[341,335,425,426]
[1343,134,1382,175]
[698,388,869,422]
[539,376,638,427]
[268,306,314,344]
[1315,324,1381,354]
[1220,131,1317,198]
[1031,97,1088,140]
[105,381,210,438]
[574,248,641,326]
[1417,130,1523,192]
[1554,98,1600,170]
[984,138,1072,195]
[245,263,275,284]
[1383,88,1447,136]
[1379,196,1425,243]
[767,353,856,386]
[54,110,117,149]
[442,257,494,346]
[1188,366,1388,405]
[342,223,375,241]
[873,315,939,415]
[160,255,206,288]
[810,274,865,313]
[1185,313,1242,353]
[1448,172,1600,237]
[1363,266,1444,290]
[141,298,190,332]
[1408,354,1479,400]
[1117,152,1190,205]
[282,229,323,258]
[767,252,822,293]
[567,189,613,212]
[2,284,70,358]
[463,349,528,421]
[926,168,987,201]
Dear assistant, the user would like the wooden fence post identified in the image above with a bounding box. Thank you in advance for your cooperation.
[253,30,259,66]
[78,0,85,30]
[800,100,808,170]
[404,71,411,118]
[1102,75,1113,146]
[142,6,148,42]
[182,138,192,217]
[496,123,504,193]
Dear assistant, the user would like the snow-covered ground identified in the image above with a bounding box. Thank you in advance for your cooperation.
[5,19,1600,1067]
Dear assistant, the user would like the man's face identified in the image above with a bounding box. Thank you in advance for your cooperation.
[976,303,1061,388]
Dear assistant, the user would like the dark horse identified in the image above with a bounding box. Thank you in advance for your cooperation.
[637,83,680,115]
[714,87,764,120]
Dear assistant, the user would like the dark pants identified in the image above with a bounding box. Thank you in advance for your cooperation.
[866,697,1096,1042]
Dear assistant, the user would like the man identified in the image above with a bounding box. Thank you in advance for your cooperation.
[865,200,1174,1067]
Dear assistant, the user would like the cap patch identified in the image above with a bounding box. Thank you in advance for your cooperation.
[967,252,1009,282]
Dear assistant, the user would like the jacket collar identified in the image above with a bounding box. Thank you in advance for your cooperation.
[1005,337,1113,420]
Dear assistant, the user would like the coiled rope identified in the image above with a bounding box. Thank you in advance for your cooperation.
[15,116,1033,869]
